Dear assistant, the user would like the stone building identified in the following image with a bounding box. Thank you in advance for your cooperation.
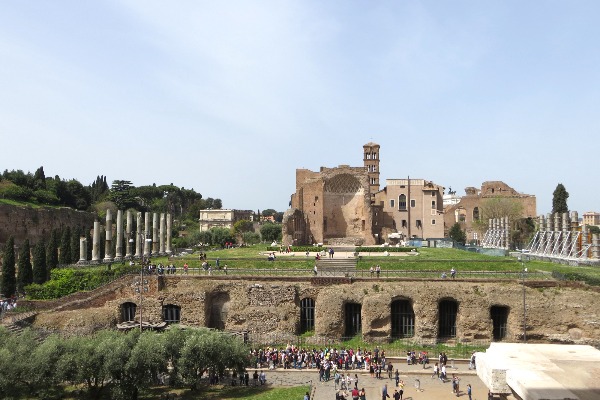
[199,209,253,232]
[31,275,600,348]
[583,211,600,227]
[443,181,537,243]
[283,142,445,245]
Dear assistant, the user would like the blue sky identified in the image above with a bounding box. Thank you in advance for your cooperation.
[1,1,598,215]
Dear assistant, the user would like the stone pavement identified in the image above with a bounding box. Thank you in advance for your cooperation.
[262,362,515,400]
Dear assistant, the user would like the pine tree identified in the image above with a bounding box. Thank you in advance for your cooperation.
[33,240,47,284]
[448,223,467,245]
[46,230,59,280]
[552,183,569,214]
[17,239,33,293]
[59,226,72,265]
[2,237,17,297]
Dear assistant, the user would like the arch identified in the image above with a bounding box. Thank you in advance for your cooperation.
[300,298,315,333]
[391,299,415,338]
[121,302,137,322]
[473,207,480,221]
[490,305,509,341]
[162,304,181,323]
[344,302,362,338]
[438,299,458,338]
[207,292,230,330]
[399,194,407,210]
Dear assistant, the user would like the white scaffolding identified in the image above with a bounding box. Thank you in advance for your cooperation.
[481,228,508,249]
[526,230,590,260]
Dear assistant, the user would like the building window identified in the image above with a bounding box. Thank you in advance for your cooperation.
[162,304,181,323]
[391,299,415,338]
[491,306,509,341]
[432,201,436,208]
[402,220,407,228]
[344,303,362,338]
[473,207,480,221]
[432,192,435,196]
[390,199,395,208]
[399,195,407,210]
[300,298,315,333]
[416,220,422,229]
[410,199,416,208]
[438,299,458,338]
[432,219,436,225]
[121,302,137,322]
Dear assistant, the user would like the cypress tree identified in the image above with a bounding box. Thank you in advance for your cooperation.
[59,226,72,265]
[46,230,59,280]
[552,183,569,214]
[71,226,81,263]
[85,228,93,260]
[17,239,33,293]
[2,236,17,297]
[33,240,47,284]
[99,229,105,260]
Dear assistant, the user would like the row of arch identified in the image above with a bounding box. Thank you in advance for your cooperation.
[301,298,510,340]
[121,302,182,324]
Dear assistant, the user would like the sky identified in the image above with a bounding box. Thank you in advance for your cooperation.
[1,1,598,215]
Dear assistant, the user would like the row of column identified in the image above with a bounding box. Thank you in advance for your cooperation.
[536,211,600,259]
[488,217,510,249]
[79,210,173,263]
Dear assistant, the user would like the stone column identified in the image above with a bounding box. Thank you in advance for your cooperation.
[92,221,101,263]
[152,212,159,256]
[104,209,113,262]
[115,210,123,261]
[546,213,553,232]
[538,215,545,232]
[593,234,600,259]
[554,213,561,233]
[159,213,166,255]
[144,212,151,258]
[125,210,133,258]
[166,213,173,255]
[135,212,143,258]
[78,237,87,263]
[581,224,589,259]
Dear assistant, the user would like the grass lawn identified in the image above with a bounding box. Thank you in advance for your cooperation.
[137,385,310,400]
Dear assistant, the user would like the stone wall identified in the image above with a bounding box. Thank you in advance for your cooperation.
[0,204,95,248]
[30,276,600,347]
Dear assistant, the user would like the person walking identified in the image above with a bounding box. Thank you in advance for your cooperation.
[467,383,472,400]
[381,383,390,400]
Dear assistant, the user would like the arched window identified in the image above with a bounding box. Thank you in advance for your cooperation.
[438,299,458,338]
[162,304,181,323]
[491,306,509,341]
[399,195,407,210]
[300,298,315,333]
[391,299,415,338]
[121,302,137,322]
[473,207,480,221]
[344,303,362,338]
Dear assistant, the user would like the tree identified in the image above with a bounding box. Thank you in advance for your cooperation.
[109,180,137,210]
[32,240,47,284]
[85,228,93,261]
[17,239,32,293]
[209,227,236,247]
[212,198,222,209]
[260,223,282,242]
[262,209,277,217]
[242,232,261,245]
[59,227,72,265]
[46,230,59,279]
[233,220,254,235]
[588,225,600,235]
[448,223,467,245]
[1,236,16,297]
[552,183,569,214]
[71,226,81,263]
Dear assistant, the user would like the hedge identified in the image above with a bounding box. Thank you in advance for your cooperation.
[266,246,326,253]
[356,247,416,253]
[25,264,138,300]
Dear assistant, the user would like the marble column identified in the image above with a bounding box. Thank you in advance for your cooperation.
[104,209,113,262]
[92,221,101,263]
[592,234,600,259]
[79,237,87,263]
[135,212,143,258]
[144,212,151,258]
[554,213,561,233]
[159,213,166,255]
[581,224,589,259]
[166,213,173,255]
[125,210,133,258]
[115,210,123,261]
[546,213,553,232]
[152,212,159,256]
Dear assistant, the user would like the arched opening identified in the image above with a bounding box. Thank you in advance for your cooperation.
[300,298,315,333]
[473,207,480,221]
[207,292,230,330]
[344,303,362,338]
[399,195,407,210]
[121,302,137,322]
[491,305,509,341]
[391,299,415,338]
[438,299,458,338]
[162,304,181,323]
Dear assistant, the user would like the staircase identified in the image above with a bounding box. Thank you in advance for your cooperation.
[316,257,358,277]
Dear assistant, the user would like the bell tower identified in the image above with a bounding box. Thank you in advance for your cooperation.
[363,142,380,194]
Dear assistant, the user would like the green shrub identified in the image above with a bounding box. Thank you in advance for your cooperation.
[356,247,416,252]
[266,246,326,253]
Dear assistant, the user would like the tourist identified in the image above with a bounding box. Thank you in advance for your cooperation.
[224,264,228,275]
[440,364,446,382]
[370,265,374,277]
[313,264,318,276]
[450,267,456,279]
[259,370,266,385]
[432,362,439,379]
[183,263,188,274]
[395,369,400,387]
[351,386,359,400]
[253,370,258,386]
[467,383,472,400]
[329,247,335,258]
[381,383,390,399]
[469,352,476,370]
[393,389,400,400]
[304,391,310,400]
[359,388,366,400]
[376,264,381,278]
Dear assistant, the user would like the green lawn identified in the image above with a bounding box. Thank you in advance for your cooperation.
[137,385,310,400]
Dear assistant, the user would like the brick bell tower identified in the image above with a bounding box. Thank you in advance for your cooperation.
[363,142,380,194]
